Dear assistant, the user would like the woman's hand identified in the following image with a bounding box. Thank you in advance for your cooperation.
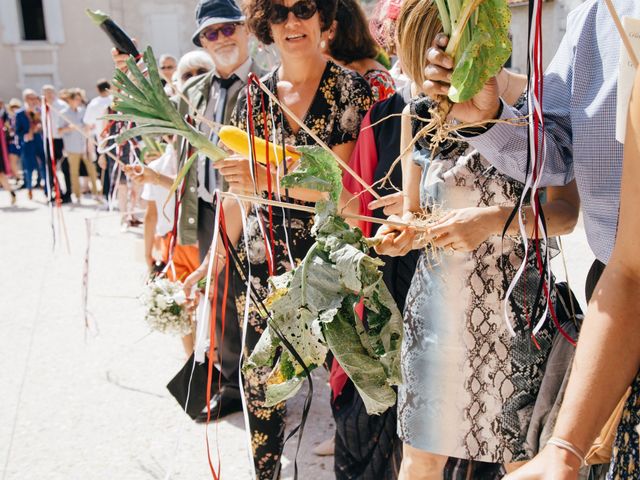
[502,445,582,480]
[123,164,149,186]
[428,207,497,252]
[111,38,138,73]
[182,268,206,314]
[214,155,266,194]
[423,34,501,124]
[373,212,417,257]
[368,192,404,216]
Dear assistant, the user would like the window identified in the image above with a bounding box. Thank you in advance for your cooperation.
[19,0,47,41]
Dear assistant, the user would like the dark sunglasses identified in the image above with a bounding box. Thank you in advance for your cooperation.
[270,0,318,24]
[200,22,242,42]
[181,68,209,82]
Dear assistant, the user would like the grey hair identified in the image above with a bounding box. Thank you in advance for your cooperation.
[22,88,37,100]
[159,54,177,64]
[176,50,215,88]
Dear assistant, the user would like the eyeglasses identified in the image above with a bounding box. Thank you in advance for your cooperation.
[200,22,242,42]
[270,0,317,24]
[181,68,209,83]
[160,65,176,71]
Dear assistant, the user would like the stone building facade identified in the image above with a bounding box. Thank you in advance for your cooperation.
[0,0,196,100]
[0,0,586,101]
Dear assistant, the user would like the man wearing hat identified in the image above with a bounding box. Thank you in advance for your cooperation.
[178,0,266,422]
[114,0,264,421]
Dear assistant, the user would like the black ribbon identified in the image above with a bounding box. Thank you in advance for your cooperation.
[222,228,313,480]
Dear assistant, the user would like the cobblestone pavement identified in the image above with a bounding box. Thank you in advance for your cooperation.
[0,191,334,480]
[0,190,593,480]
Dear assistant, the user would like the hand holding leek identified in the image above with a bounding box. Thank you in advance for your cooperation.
[424,0,511,124]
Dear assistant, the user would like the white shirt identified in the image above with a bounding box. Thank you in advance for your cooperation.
[50,98,69,139]
[197,56,253,202]
[141,144,177,237]
[83,95,113,139]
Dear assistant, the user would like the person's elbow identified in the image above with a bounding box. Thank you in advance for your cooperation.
[555,207,579,235]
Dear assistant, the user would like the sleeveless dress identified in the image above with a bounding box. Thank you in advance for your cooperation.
[397,96,555,464]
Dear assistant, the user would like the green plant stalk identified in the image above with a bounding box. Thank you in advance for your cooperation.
[109,46,227,163]
[445,0,485,59]
[448,0,462,32]
[435,0,452,35]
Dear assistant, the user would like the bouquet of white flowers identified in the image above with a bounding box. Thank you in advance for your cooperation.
[140,277,191,336]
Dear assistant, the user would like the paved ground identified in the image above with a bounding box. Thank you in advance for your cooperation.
[0,189,594,480]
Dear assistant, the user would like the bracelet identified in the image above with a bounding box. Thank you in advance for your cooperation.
[547,437,586,466]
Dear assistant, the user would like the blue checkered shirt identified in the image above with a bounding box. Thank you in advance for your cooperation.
[467,0,640,264]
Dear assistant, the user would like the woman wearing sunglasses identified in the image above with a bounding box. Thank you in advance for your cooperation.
[204,0,372,477]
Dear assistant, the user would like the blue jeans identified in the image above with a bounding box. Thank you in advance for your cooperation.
[20,135,47,192]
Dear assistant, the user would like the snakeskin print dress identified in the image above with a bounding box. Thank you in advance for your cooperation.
[397,96,555,464]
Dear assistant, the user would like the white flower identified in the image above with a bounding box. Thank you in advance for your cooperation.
[340,106,360,135]
[156,294,168,309]
[172,290,187,306]
[248,239,267,264]
[140,277,193,336]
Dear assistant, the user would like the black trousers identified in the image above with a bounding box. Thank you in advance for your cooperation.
[46,138,71,201]
[585,259,606,303]
[197,198,241,393]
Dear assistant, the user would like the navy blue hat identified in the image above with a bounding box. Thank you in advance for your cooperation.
[192,0,246,47]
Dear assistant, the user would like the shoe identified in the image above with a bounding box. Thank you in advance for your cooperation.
[194,389,243,423]
[28,190,33,200]
[128,218,143,228]
[10,192,16,205]
[312,436,335,456]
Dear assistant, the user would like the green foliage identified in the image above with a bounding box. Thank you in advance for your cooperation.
[437,0,512,103]
[280,146,343,204]
[244,208,403,415]
[107,46,227,161]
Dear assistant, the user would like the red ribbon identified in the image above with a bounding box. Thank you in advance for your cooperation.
[0,121,11,176]
[44,103,63,207]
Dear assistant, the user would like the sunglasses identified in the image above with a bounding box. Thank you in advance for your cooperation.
[181,68,209,83]
[270,0,317,24]
[200,22,242,42]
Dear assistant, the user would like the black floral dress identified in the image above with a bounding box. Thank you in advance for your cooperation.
[608,372,640,479]
[230,60,372,479]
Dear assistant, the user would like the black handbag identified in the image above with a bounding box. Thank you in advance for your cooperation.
[166,354,220,419]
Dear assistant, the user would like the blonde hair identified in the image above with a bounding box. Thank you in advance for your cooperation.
[396,0,442,86]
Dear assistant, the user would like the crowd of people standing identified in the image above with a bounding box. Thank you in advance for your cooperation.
[4,0,640,479]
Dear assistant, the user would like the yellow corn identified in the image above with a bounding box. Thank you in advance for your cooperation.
[218,126,300,165]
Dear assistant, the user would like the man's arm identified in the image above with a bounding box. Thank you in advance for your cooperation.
[423,5,594,187]
[504,59,640,480]
[463,21,577,187]
[15,111,29,139]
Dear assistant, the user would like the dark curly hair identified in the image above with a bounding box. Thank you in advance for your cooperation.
[244,0,338,45]
[329,0,379,64]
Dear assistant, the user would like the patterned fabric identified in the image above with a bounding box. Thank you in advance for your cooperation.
[608,372,640,479]
[464,0,640,264]
[362,68,396,102]
[230,61,372,479]
[398,96,554,464]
